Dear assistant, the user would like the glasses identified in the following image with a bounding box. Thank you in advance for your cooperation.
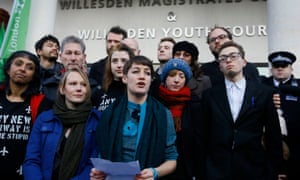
[209,34,228,43]
[218,52,241,63]
[272,63,289,68]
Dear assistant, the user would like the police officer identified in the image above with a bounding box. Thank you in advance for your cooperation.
[261,51,300,180]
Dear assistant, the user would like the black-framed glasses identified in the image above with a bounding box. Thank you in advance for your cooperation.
[209,34,228,43]
[218,52,241,63]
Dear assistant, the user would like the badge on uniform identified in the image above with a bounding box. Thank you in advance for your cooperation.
[285,95,298,101]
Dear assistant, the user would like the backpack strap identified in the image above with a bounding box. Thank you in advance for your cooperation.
[30,94,45,124]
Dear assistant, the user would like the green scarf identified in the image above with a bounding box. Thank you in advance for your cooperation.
[96,95,167,169]
[53,94,92,180]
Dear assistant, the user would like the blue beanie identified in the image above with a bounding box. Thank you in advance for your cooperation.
[161,58,192,83]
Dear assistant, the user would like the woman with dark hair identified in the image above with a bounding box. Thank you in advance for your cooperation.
[173,41,211,99]
[92,43,134,112]
[3,50,41,96]
[0,50,52,179]
[90,56,178,180]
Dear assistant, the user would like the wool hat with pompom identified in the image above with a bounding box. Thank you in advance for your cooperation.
[161,58,192,83]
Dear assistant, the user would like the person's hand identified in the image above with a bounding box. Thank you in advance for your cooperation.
[273,93,281,109]
[90,168,106,180]
[135,168,154,180]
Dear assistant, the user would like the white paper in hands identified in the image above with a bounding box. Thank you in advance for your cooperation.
[90,158,141,180]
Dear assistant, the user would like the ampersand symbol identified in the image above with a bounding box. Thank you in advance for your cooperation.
[167,11,176,22]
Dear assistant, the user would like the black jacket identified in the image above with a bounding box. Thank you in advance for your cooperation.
[196,80,282,180]
[89,57,108,85]
[261,76,300,179]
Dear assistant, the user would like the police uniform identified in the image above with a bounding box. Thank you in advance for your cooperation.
[261,51,300,180]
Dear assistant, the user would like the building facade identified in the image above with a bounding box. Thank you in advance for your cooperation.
[2,0,300,76]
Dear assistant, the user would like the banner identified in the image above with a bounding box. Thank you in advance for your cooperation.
[0,0,31,82]
[0,23,5,45]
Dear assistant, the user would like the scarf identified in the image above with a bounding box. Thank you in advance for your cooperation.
[53,94,92,180]
[96,95,167,169]
[159,85,191,132]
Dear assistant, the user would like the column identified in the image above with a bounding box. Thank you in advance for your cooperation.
[267,0,300,76]
[26,0,58,53]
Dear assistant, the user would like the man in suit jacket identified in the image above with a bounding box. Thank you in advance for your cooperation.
[196,41,283,180]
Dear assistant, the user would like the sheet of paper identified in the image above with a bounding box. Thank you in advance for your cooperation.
[90,158,141,180]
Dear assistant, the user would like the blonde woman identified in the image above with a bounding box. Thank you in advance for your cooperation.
[23,68,101,180]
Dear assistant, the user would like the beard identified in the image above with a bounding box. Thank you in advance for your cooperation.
[48,56,58,62]
[227,70,239,79]
[212,51,219,60]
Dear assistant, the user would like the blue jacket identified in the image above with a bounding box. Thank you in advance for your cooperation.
[23,108,101,180]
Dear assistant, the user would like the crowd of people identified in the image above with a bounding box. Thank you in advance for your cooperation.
[0,25,299,180]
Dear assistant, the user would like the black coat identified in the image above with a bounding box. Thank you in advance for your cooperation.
[261,76,300,180]
[196,80,282,180]
[158,90,202,180]
[91,80,126,112]
[88,57,108,85]
[40,62,63,102]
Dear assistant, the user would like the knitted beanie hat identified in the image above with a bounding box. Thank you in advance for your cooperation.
[172,41,199,61]
[161,58,192,83]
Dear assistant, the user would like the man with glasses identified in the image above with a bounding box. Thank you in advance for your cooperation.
[261,51,300,180]
[195,41,282,179]
[201,26,259,86]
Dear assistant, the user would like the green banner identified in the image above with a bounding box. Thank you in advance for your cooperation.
[0,0,31,82]
[0,23,5,46]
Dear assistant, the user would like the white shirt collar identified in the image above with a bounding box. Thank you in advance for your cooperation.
[273,77,291,87]
[225,78,246,90]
